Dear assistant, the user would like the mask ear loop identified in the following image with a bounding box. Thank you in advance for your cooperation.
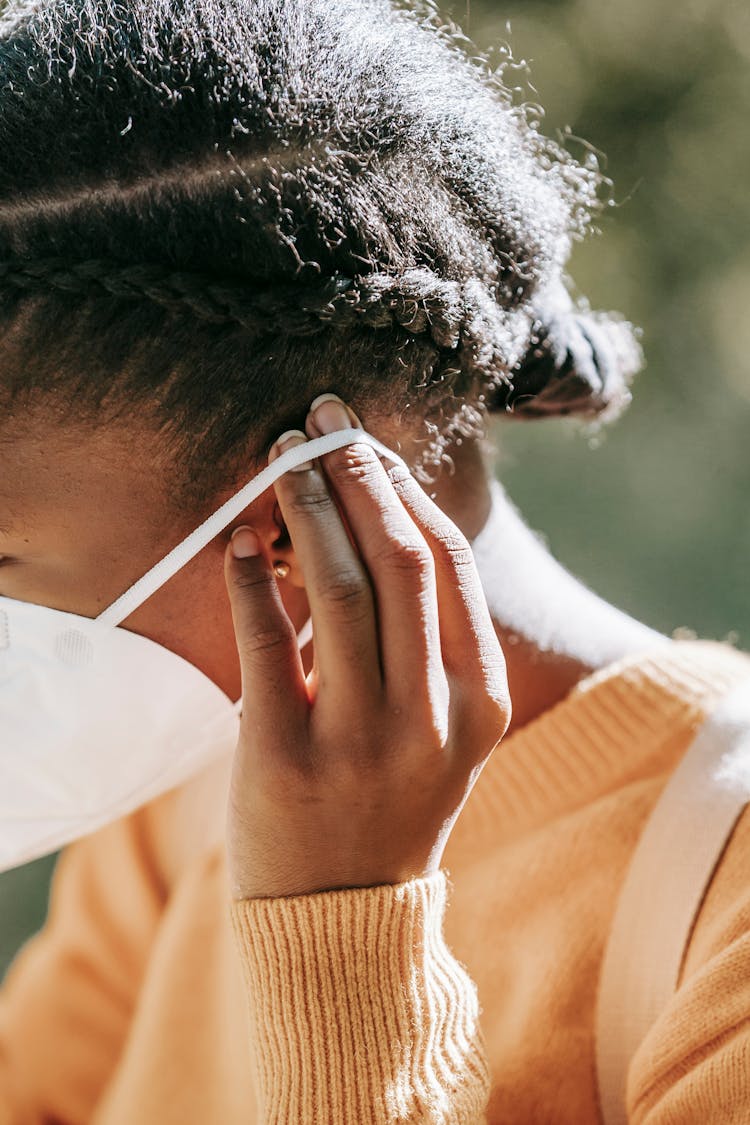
[97,428,410,628]
[295,615,314,652]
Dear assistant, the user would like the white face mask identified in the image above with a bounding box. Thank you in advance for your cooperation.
[0,428,409,873]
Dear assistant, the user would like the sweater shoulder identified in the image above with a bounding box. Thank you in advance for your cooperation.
[445,637,750,851]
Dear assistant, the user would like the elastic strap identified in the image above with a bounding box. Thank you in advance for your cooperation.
[596,677,750,1125]
[98,429,409,627]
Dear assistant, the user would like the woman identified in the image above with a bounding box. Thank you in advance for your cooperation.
[0,0,748,1121]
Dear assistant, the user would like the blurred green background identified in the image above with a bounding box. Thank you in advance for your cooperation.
[1,0,748,978]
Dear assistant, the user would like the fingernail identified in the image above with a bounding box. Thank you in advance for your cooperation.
[268,429,313,472]
[308,393,359,435]
[231,526,261,559]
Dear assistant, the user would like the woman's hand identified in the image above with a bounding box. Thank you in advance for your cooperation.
[224,396,510,900]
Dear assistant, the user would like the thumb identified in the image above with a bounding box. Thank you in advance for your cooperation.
[224,526,307,725]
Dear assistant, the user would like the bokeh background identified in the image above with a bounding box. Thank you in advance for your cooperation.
[1,0,748,977]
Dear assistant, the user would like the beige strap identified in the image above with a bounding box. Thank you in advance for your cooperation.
[596,677,750,1125]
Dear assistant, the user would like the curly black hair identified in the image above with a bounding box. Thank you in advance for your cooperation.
[0,0,640,492]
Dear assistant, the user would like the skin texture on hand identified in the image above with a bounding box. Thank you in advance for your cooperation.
[223,395,511,900]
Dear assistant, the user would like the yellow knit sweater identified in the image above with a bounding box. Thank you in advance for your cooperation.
[1,639,749,1124]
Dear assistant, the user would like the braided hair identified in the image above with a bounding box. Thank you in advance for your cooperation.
[0,260,484,347]
[0,0,640,491]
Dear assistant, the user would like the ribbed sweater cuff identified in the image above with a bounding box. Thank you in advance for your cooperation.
[230,870,490,1124]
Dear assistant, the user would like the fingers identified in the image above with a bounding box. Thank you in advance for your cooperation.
[267,430,382,699]
[381,471,511,752]
[307,395,508,724]
[303,397,446,705]
[388,470,511,733]
[224,527,308,740]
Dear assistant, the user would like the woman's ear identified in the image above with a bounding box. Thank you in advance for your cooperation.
[230,499,304,588]
[268,505,305,587]
[226,491,299,583]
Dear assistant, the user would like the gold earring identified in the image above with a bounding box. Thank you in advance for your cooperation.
[272,560,291,579]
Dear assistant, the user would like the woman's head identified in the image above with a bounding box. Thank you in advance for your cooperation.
[0,0,639,506]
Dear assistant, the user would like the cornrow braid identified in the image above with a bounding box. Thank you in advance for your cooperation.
[0,252,640,432]
[0,258,476,352]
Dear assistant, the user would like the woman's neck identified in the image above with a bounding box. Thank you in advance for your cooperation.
[430,434,668,735]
